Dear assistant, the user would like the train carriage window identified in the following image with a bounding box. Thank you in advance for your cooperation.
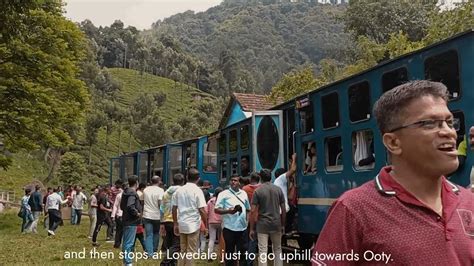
[203,138,217,173]
[124,157,134,179]
[424,50,460,99]
[112,159,120,180]
[299,106,314,134]
[348,81,371,122]
[229,130,237,153]
[240,125,249,150]
[352,130,375,171]
[382,67,408,92]
[302,141,317,175]
[325,136,343,172]
[220,160,227,181]
[219,133,227,155]
[230,158,238,175]
[169,146,182,184]
[322,93,340,129]
[153,149,164,177]
[188,143,197,168]
[240,155,250,177]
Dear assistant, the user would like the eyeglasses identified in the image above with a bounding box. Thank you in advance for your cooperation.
[389,118,460,133]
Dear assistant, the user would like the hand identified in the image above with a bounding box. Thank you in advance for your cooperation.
[249,229,256,241]
[160,224,166,236]
[173,224,180,236]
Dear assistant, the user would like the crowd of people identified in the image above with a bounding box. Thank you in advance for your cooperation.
[17,159,297,266]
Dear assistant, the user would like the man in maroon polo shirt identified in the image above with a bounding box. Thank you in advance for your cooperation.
[312,81,474,265]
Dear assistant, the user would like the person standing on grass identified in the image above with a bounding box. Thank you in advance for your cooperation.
[160,173,184,266]
[121,175,142,266]
[20,188,33,233]
[42,187,52,229]
[45,187,69,236]
[111,183,124,248]
[143,176,164,256]
[28,185,43,233]
[88,187,98,239]
[172,168,208,266]
[92,188,113,246]
[206,187,223,261]
[71,186,87,225]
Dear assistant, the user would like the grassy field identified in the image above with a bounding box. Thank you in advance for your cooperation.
[0,209,215,265]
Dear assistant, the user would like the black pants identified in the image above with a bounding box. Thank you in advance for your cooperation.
[92,215,113,243]
[223,228,246,266]
[114,216,123,248]
[161,222,180,264]
[48,209,62,233]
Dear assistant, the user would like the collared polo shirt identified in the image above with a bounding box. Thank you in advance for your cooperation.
[313,166,474,265]
[215,188,250,232]
[172,182,206,234]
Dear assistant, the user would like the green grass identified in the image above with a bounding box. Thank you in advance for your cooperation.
[0,209,215,265]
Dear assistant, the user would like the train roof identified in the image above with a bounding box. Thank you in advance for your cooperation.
[271,29,474,110]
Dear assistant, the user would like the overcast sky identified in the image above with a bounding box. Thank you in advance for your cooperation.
[64,0,223,30]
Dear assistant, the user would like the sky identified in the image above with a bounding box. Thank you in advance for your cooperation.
[64,0,223,30]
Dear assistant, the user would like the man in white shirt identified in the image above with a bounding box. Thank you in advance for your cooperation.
[273,154,296,213]
[46,188,69,236]
[111,185,124,248]
[71,186,87,225]
[143,176,164,256]
[172,168,207,266]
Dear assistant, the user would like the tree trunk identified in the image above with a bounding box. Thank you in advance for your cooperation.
[45,149,62,182]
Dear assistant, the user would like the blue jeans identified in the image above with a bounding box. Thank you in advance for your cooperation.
[71,208,76,224]
[21,211,33,232]
[122,225,137,265]
[143,218,160,255]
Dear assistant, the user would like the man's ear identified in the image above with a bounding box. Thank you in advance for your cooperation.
[382,133,402,156]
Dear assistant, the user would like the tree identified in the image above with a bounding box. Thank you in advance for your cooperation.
[343,0,437,43]
[85,110,106,165]
[0,1,90,169]
[58,152,88,185]
[268,66,318,102]
[134,111,171,147]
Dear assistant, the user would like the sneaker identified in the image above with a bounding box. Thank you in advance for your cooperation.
[88,236,92,239]
[47,230,55,236]
[106,239,114,243]
[92,242,100,247]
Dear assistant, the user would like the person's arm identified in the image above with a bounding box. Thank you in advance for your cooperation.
[249,204,258,241]
[99,200,112,212]
[126,194,139,216]
[111,195,120,218]
[198,207,208,229]
[286,153,297,178]
[172,205,179,236]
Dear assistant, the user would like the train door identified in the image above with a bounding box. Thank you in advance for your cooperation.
[167,144,183,186]
[252,111,284,179]
[109,157,121,184]
[151,147,165,183]
[200,136,218,190]
[137,151,149,184]
[122,154,135,181]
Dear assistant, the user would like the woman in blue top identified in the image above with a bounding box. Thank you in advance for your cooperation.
[21,188,34,233]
